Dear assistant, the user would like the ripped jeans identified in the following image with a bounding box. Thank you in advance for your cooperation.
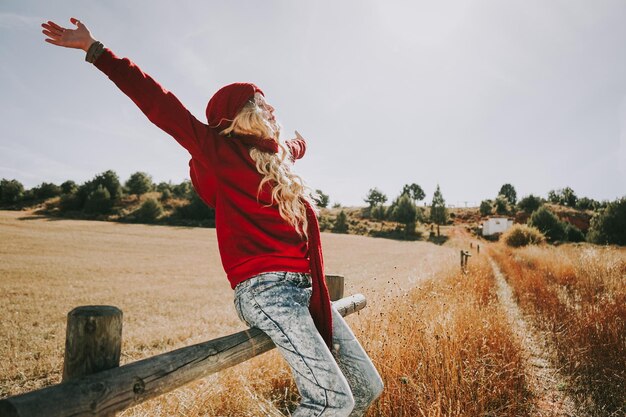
[234,272,384,417]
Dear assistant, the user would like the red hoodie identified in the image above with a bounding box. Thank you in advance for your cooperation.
[92,49,332,346]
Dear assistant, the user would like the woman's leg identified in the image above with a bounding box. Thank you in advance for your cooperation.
[330,306,384,417]
[234,272,355,417]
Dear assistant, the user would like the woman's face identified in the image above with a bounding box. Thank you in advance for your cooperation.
[255,93,276,123]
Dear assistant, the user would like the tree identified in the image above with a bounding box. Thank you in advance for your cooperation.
[401,183,425,203]
[560,187,578,207]
[364,188,387,208]
[576,197,599,211]
[83,185,113,214]
[547,189,560,204]
[125,172,153,196]
[313,189,330,208]
[429,184,448,227]
[479,199,493,216]
[498,183,517,205]
[517,194,542,213]
[332,210,349,233]
[528,206,566,243]
[78,170,123,206]
[173,180,192,199]
[587,197,626,245]
[0,179,24,204]
[391,194,417,237]
[156,181,173,193]
[494,194,510,215]
[60,180,78,195]
[92,170,123,200]
[547,187,578,207]
[33,182,62,200]
[371,204,386,221]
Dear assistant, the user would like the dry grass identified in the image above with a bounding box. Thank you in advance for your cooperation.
[0,211,455,409]
[490,243,626,416]
[361,256,529,417]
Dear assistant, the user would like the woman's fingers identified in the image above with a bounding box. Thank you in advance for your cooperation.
[47,21,66,31]
[42,24,64,37]
[44,38,62,46]
[42,28,60,40]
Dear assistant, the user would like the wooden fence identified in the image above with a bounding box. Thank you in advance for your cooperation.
[0,275,366,417]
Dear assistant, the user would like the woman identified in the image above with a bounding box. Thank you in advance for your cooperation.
[41,18,383,416]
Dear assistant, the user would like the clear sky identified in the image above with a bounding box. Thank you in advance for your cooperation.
[1,0,625,207]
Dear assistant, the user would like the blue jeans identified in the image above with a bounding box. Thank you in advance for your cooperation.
[234,271,384,417]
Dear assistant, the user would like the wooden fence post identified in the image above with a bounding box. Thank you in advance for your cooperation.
[460,251,471,274]
[63,306,123,382]
[0,295,366,417]
[325,274,344,301]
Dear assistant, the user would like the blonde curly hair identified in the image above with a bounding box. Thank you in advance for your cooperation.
[220,93,314,238]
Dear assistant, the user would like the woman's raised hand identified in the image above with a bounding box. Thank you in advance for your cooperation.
[42,18,96,52]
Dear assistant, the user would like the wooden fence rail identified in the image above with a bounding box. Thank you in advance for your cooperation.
[0,275,366,417]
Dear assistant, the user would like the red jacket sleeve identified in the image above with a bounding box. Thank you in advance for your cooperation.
[286,138,306,162]
[93,49,206,159]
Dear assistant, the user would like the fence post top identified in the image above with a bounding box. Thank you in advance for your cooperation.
[68,306,122,318]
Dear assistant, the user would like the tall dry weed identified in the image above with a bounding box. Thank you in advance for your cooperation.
[358,258,529,417]
[491,244,626,416]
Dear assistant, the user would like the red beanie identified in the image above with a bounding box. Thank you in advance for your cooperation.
[206,82,264,131]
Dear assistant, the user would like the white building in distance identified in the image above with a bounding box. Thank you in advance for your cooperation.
[482,217,514,236]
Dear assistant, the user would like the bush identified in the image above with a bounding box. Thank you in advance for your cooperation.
[564,224,585,243]
[370,204,386,221]
[78,170,123,208]
[83,185,113,214]
[479,200,492,216]
[502,224,545,247]
[517,194,542,213]
[0,178,24,204]
[587,197,626,245]
[576,197,598,211]
[173,180,193,199]
[33,182,62,200]
[332,210,349,233]
[156,181,173,193]
[494,194,509,215]
[132,198,163,223]
[59,193,83,211]
[125,172,153,196]
[160,189,172,202]
[174,190,215,223]
[528,206,566,243]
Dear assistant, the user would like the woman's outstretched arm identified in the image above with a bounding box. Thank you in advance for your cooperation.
[42,18,207,159]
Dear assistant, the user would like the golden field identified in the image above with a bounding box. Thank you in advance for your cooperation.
[1,210,624,416]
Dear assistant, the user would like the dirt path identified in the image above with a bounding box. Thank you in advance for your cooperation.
[489,258,579,417]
